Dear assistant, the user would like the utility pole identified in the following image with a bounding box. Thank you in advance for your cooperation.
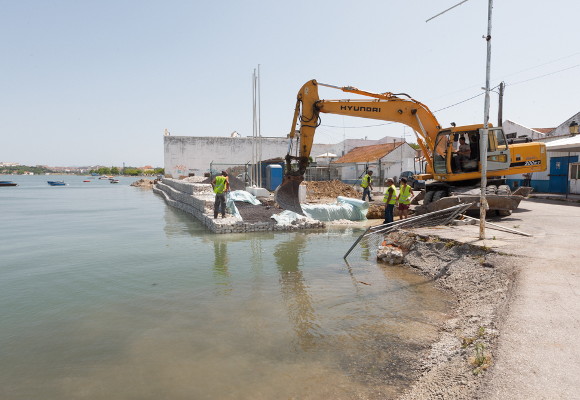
[479,0,494,240]
[497,81,505,127]
[426,0,494,239]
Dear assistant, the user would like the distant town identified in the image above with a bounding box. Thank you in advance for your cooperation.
[0,162,164,176]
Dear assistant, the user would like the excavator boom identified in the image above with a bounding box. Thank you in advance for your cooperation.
[276,79,442,214]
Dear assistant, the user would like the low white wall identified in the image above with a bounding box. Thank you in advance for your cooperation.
[164,135,407,179]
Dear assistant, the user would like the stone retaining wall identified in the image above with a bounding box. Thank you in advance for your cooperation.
[154,178,325,234]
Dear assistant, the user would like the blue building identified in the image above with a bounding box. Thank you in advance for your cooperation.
[505,112,580,194]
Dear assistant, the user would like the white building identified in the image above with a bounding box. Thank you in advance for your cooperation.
[502,120,552,141]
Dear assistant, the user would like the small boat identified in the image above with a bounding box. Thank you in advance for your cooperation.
[47,181,66,186]
[0,181,17,187]
[83,180,91,182]
[98,176,110,180]
[110,179,120,184]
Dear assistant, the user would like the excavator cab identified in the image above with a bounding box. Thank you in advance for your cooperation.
[432,127,510,175]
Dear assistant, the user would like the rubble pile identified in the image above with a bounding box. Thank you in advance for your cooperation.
[182,176,207,183]
[130,179,155,188]
[303,180,359,200]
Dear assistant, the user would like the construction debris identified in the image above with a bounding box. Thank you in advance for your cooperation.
[154,178,324,233]
[130,179,155,188]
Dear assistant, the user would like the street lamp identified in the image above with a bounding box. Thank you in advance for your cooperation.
[569,121,578,136]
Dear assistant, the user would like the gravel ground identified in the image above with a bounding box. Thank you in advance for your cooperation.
[234,201,280,223]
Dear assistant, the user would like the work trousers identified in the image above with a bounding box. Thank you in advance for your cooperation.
[383,203,395,224]
[214,193,226,218]
[362,187,372,202]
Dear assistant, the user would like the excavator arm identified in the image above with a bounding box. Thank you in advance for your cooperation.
[276,79,442,214]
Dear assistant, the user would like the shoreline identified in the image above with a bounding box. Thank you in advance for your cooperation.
[380,231,520,399]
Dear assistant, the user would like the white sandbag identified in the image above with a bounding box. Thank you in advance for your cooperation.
[270,210,308,225]
[228,190,262,205]
[225,193,241,218]
[302,196,369,221]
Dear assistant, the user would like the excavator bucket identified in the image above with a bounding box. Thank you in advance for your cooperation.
[275,177,305,215]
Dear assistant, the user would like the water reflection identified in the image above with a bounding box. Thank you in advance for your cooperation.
[162,206,205,237]
[360,239,371,261]
[211,240,232,295]
[273,233,319,350]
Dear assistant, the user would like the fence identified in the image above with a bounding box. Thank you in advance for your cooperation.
[304,165,341,181]
[344,203,474,260]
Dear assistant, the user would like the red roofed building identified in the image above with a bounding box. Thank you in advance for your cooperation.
[331,141,418,184]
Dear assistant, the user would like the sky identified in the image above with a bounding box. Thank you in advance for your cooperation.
[1,0,579,167]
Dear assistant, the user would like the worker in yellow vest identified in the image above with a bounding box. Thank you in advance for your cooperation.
[396,177,414,219]
[211,171,230,218]
[361,170,374,202]
[382,178,397,224]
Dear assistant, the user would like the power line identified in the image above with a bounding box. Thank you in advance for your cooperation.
[507,64,580,87]
[499,51,580,80]
[426,0,471,23]
[319,61,577,130]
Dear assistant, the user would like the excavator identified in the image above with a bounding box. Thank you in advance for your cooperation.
[275,79,547,216]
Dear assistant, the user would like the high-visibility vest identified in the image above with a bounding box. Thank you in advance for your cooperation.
[361,173,372,188]
[383,185,397,204]
[214,176,228,194]
[398,184,413,204]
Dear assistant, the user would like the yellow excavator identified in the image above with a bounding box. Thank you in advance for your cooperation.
[275,79,547,215]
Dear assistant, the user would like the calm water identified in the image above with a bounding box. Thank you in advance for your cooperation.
[0,175,454,399]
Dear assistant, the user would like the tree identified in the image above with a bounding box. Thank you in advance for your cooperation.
[124,168,140,176]
[110,166,120,175]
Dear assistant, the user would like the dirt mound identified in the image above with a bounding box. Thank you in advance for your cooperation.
[303,180,360,200]
[201,175,246,191]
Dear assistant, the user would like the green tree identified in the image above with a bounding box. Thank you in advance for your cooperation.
[124,168,140,176]
[111,166,120,175]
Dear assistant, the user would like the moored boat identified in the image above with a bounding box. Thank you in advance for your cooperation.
[47,181,66,186]
[110,179,120,184]
[0,181,17,187]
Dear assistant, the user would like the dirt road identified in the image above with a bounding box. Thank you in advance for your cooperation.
[481,199,580,399]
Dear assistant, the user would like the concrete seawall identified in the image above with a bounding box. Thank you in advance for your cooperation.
[153,178,325,234]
